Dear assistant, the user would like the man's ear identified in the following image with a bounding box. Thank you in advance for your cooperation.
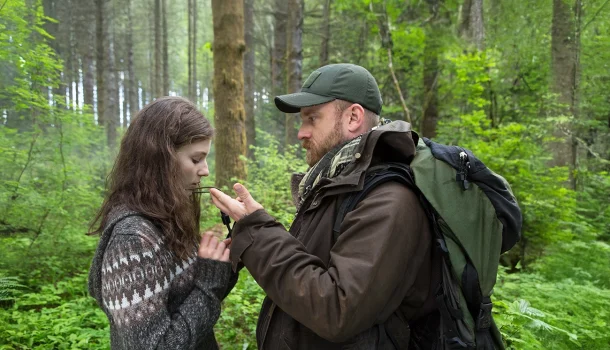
[346,104,366,134]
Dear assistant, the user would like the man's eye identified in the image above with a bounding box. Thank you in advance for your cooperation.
[192,159,200,164]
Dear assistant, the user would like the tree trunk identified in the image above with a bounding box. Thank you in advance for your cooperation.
[188,0,192,100]
[460,0,485,50]
[319,0,332,66]
[272,0,288,138]
[244,0,256,159]
[371,1,411,123]
[188,0,197,102]
[211,0,247,188]
[285,0,303,148]
[102,0,118,149]
[272,0,287,96]
[126,0,137,122]
[420,1,441,138]
[95,0,105,125]
[149,6,154,102]
[550,0,580,188]
[193,0,197,103]
[68,0,79,110]
[81,0,95,113]
[112,0,122,127]
[43,0,65,107]
[154,0,162,98]
[162,0,169,95]
[421,33,439,138]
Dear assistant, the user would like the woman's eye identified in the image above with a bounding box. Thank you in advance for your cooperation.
[192,158,200,164]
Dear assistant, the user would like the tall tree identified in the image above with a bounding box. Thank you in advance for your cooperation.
[188,0,197,102]
[420,0,442,138]
[112,0,124,127]
[95,0,105,125]
[79,0,95,111]
[272,0,288,137]
[285,0,303,147]
[43,0,66,106]
[162,0,169,95]
[371,0,411,123]
[154,0,162,97]
[319,0,332,66]
[272,0,287,96]
[459,0,485,50]
[67,0,79,109]
[551,0,581,188]
[244,0,256,159]
[149,5,155,102]
[211,0,247,189]
[100,0,118,148]
[126,0,137,122]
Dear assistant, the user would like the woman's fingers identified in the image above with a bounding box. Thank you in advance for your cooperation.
[221,247,230,262]
[198,234,230,261]
[213,241,226,260]
[198,234,212,257]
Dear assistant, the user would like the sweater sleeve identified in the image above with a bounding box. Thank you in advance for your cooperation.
[100,226,232,349]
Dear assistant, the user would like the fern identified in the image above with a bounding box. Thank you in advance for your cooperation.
[0,275,27,301]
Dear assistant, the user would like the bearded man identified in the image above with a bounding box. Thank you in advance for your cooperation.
[211,63,441,349]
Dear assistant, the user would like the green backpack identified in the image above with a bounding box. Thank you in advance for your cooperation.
[333,134,522,349]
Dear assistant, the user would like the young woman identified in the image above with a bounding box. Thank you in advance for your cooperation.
[88,96,237,349]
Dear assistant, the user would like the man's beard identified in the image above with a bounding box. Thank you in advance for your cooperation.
[303,117,345,167]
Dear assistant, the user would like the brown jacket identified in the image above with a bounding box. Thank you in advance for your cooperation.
[230,121,441,349]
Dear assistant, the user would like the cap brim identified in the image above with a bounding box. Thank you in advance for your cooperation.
[274,92,335,113]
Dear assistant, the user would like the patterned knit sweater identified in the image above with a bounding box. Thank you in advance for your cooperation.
[88,207,238,349]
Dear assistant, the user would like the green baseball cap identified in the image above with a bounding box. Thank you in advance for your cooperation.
[274,63,382,115]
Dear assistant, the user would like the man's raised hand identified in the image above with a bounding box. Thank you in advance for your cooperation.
[209,183,263,222]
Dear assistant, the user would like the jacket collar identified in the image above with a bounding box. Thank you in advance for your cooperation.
[290,120,418,208]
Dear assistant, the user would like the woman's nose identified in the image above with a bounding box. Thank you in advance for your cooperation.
[198,162,209,177]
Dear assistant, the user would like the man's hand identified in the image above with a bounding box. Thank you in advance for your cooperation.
[210,183,264,222]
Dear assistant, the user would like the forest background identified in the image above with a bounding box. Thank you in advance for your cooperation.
[1,0,609,349]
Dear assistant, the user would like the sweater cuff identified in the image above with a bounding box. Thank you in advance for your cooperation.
[194,257,232,297]
[229,209,276,272]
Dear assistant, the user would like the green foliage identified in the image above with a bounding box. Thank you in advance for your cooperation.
[0,276,26,302]
[495,262,610,349]
[215,270,265,350]
[244,130,308,228]
[1,0,609,349]
[0,274,110,350]
[576,170,610,241]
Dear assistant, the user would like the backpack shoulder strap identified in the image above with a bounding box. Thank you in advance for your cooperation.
[332,162,415,242]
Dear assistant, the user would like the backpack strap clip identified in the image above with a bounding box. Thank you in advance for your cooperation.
[475,297,493,331]
[456,150,471,191]
[473,297,496,350]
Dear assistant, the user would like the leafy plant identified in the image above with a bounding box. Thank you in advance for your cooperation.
[0,276,26,302]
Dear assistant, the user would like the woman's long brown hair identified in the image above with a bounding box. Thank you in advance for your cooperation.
[90,96,214,259]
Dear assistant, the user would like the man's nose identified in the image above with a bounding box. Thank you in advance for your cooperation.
[297,126,310,140]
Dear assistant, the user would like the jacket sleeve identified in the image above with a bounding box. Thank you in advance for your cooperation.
[229,181,433,342]
[100,228,232,349]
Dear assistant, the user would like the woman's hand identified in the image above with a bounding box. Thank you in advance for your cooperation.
[198,233,231,262]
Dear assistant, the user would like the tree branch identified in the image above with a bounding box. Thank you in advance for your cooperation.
[370,0,412,123]
[559,127,610,165]
[0,0,9,14]
[582,0,610,31]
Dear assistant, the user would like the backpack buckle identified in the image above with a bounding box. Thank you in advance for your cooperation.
[475,300,493,330]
